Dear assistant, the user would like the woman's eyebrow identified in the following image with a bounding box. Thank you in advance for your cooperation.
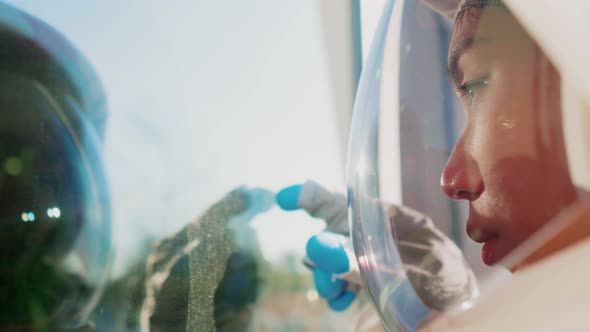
[447,37,491,87]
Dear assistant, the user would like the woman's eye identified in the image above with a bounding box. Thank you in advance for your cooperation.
[460,78,488,101]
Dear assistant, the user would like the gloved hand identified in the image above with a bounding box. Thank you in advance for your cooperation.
[142,187,273,332]
[276,181,359,311]
[305,231,357,311]
[276,179,478,315]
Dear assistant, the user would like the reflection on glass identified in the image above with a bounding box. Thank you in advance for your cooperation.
[48,207,62,219]
[0,2,111,330]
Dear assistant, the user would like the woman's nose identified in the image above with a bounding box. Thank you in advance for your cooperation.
[441,138,484,201]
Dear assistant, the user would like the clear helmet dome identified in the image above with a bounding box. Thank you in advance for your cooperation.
[347,0,590,330]
[0,3,111,330]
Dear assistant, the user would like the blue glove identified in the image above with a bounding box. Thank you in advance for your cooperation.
[306,231,357,311]
[276,184,356,311]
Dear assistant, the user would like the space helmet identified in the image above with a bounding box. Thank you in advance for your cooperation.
[347,0,590,330]
[0,3,111,331]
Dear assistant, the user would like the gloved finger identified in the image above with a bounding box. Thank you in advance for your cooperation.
[313,269,347,301]
[244,188,275,214]
[306,232,350,274]
[328,290,356,312]
[275,184,303,211]
[227,188,274,230]
[276,181,349,234]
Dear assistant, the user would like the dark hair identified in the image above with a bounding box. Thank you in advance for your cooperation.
[455,0,506,23]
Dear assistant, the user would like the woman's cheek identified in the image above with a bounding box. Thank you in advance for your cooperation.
[488,73,538,161]
[468,99,514,170]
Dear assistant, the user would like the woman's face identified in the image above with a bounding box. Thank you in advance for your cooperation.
[440,7,577,266]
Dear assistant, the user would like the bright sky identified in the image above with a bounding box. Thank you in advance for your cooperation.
[6,0,348,275]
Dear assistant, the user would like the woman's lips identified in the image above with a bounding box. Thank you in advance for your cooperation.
[466,223,497,243]
[481,237,500,265]
[466,220,500,265]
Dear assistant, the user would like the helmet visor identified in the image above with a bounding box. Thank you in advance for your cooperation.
[348,1,587,330]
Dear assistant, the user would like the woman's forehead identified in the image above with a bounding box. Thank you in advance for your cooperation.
[449,7,518,54]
